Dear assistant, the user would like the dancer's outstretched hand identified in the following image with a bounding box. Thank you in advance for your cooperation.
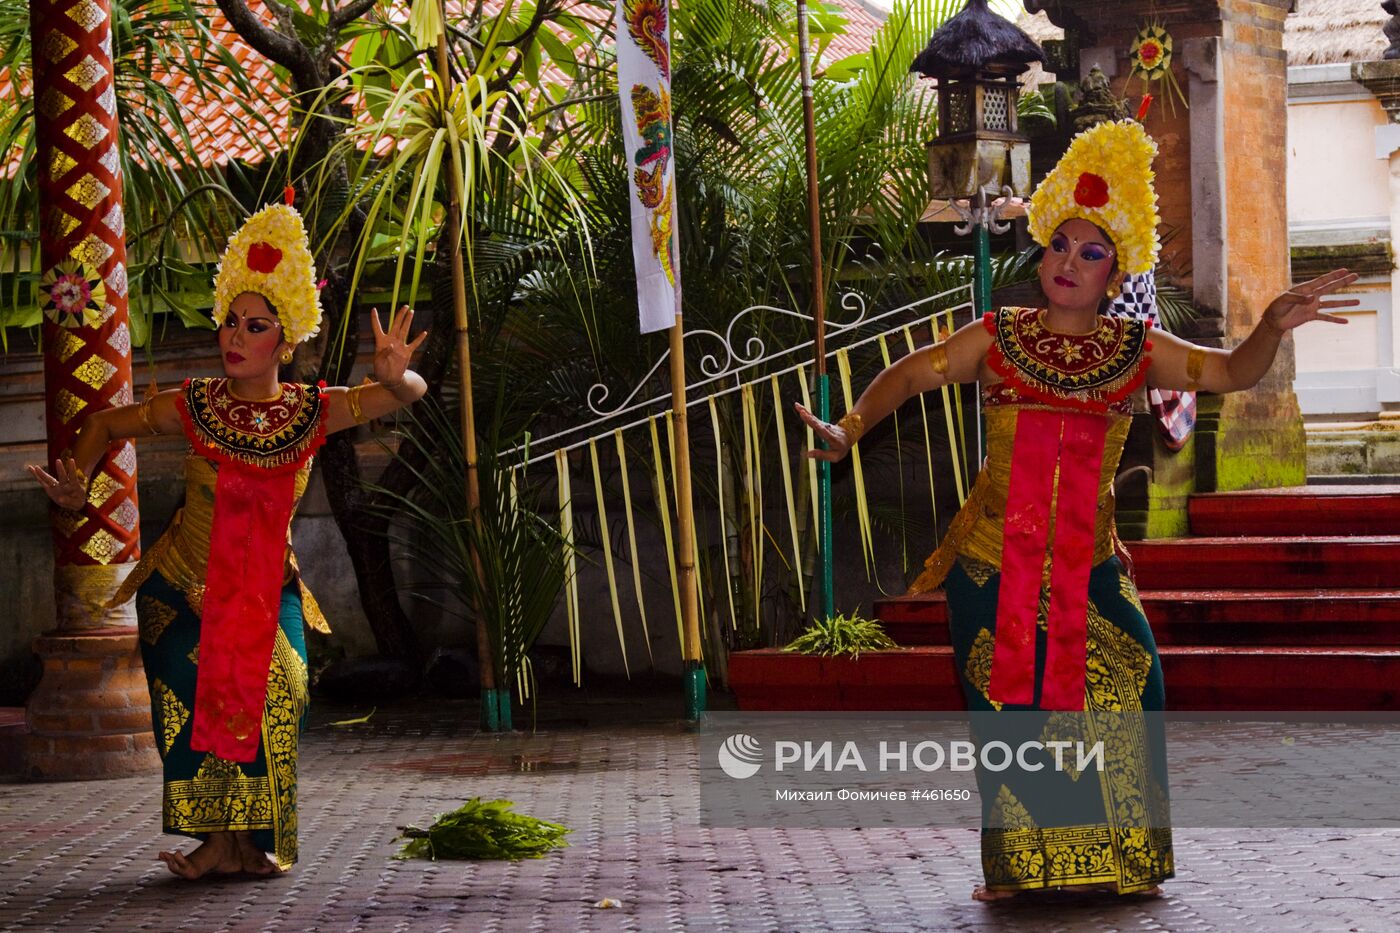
[794,401,853,463]
[1263,269,1359,332]
[371,305,428,388]
[28,456,87,511]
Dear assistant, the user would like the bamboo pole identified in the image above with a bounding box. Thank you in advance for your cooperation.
[670,318,705,719]
[434,23,504,731]
[796,0,834,622]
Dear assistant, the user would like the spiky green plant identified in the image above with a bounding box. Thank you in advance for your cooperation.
[366,398,573,708]
[395,798,570,861]
[784,612,899,659]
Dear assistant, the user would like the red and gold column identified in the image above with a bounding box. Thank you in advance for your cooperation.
[26,0,157,780]
[31,0,141,622]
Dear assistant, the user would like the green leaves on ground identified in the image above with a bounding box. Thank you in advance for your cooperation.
[395,798,570,861]
[784,612,898,659]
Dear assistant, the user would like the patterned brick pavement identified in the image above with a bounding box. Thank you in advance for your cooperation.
[3,696,1400,932]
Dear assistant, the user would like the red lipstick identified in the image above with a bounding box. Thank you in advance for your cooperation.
[225,351,245,363]
[1053,276,1077,288]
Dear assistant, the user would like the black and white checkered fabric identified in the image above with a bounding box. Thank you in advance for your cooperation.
[1108,269,1157,321]
[1105,268,1197,447]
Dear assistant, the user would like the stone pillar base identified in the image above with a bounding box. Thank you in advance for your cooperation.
[1194,391,1308,493]
[25,628,159,782]
[1115,410,1199,541]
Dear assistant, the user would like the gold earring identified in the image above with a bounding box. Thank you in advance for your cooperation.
[1107,281,1122,299]
[279,348,294,364]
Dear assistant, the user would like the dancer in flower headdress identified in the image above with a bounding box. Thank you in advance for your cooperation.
[29,193,429,879]
[796,119,1357,899]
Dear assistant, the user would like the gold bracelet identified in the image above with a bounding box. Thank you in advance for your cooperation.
[836,412,865,445]
[928,343,950,377]
[138,395,161,435]
[346,384,369,425]
[1185,346,1206,392]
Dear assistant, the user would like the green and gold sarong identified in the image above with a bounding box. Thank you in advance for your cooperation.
[136,570,309,868]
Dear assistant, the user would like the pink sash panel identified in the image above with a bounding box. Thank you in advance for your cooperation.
[188,461,297,762]
[989,409,1108,710]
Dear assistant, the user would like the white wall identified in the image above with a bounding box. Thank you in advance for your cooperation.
[1286,66,1396,418]
[1287,98,1390,227]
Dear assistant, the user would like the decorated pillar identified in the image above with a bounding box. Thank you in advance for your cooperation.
[31,0,140,622]
[1036,0,1307,520]
[25,0,157,781]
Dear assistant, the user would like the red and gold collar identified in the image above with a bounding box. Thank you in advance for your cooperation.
[984,307,1151,412]
[179,377,326,470]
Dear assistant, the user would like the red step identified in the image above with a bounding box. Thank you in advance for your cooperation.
[726,648,965,711]
[0,707,25,777]
[875,590,1400,647]
[1126,536,1400,590]
[1189,486,1400,537]
[1159,648,1400,710]
[727,647,1400,711]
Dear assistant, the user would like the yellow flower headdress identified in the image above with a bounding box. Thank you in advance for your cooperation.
[211,193,323,344]
[1026,119,1160,275]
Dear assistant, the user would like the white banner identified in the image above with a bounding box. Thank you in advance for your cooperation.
[616,0,680,334]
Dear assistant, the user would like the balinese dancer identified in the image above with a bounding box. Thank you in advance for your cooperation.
[795,119,1356,899]
[30,193,428,879]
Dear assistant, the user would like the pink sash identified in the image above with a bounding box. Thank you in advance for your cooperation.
[988,409,1108,710]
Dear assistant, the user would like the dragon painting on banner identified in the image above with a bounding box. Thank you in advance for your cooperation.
[617,0,680,334]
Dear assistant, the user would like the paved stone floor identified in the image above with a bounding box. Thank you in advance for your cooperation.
[3,695,1400,932]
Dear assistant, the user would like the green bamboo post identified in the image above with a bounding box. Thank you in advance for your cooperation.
[817,378,834,620]
[974,196,993,316]
[972,190,991,466]
[797,0,834,622]
[432,11,500,731]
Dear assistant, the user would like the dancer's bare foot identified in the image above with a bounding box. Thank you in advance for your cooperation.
[972,885,1019,901]
[156,832,241,880]
[233,832,283,876]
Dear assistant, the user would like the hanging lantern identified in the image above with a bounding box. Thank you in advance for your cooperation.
[911,0,1046,200]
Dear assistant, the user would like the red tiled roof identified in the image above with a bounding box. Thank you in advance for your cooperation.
[823,1,888,64]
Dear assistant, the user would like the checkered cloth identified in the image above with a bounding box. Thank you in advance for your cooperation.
[1108,270,1196,449]
[1108,270,1158,322]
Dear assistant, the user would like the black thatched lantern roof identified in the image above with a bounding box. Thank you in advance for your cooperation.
[910,0,1046,79]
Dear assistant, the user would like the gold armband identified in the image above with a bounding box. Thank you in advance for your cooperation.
[928,343,950,378]
[346,383,369,425]
[138,395,161,435]
[1185,346,1206,392]
[836,412,865,445]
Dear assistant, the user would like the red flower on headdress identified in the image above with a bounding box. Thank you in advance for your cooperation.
[1074,172,1110,208]
[246,241,283,274]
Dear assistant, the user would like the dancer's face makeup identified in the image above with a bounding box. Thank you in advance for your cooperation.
[1039,218,1117,310]
[219,292,286,379]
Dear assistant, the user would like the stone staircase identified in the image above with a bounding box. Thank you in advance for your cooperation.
[872,486,1400,710]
